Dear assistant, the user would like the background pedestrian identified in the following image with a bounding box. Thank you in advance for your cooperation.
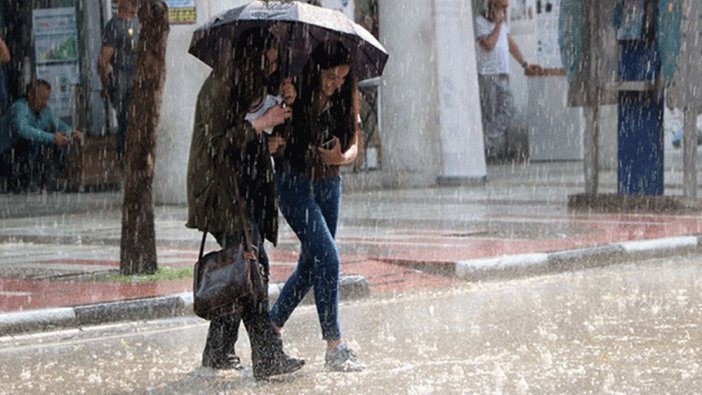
[474,0,540,161]
[0,37,10,111]
[98,0,139,166]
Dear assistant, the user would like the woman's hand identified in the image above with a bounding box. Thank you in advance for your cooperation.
[279,78,297,106]
[316,136,358,165]
[267,135,286,154]
[250,104,292,133]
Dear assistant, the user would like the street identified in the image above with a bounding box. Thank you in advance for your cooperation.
[1,253,701,394]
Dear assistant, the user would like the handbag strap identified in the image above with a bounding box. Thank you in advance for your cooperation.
[198,230,208,260]
[230,167,256,257]
[198,152,256,261]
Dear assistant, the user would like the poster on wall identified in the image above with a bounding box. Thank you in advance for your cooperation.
[535,0,563,68]
[33,7,80,118]
[33,8,78,64]
[511,0,530,21]
[165,0,197,24]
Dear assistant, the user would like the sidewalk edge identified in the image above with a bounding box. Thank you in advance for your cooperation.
[455,236,702,281]
[0,276,370,337]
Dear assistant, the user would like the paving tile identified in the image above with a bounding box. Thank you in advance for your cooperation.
[3,162,702,317]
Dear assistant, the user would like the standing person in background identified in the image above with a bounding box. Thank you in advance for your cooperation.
[98,0,140,165]
[186,28,303,381]
[474,0,539,162]
[269,41,365,372]
[0,37,11,187]
[0,37,10,111]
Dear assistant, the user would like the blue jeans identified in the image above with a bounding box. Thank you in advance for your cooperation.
[270,169,342,341]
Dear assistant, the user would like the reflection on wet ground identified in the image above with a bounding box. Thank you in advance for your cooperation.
[1,253,700,393]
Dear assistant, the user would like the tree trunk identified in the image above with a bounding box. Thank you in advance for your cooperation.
[120,0,169,275]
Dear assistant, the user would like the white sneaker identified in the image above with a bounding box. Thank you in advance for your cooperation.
[324,343,365,372]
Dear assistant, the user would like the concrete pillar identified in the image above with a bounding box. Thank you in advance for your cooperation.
[377,0,443,186]
[682,109,697,199]
[433,0,486,184]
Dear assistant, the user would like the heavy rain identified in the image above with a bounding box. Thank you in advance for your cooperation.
[2,254,702,393]
[1,0,702,393]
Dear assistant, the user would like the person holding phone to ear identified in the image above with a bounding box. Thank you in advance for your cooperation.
[474,0,540,162]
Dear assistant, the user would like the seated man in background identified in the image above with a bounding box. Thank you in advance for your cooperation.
[0,79,82,192]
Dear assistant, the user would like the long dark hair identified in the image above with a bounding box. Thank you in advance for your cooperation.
[294,40,358,151]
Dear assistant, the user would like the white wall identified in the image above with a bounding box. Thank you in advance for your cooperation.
[509,15,537,129]
[154,0,248,204]
[154,0,485,202]
[374,0,442,186]
[526,76,584,161]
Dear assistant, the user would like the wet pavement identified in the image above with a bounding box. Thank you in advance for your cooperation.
[1,252,700,394]
[2,161,702,333]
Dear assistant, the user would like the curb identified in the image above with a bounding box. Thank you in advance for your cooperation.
[3,235,700,337]
[455,235,702,281]
[0,275,370,337]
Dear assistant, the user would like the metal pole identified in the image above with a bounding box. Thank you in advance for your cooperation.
[680,0,699,200]
[682,108,697,199]
[584,105,599,196]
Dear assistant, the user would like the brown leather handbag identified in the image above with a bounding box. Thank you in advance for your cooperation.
[192,173,266,320]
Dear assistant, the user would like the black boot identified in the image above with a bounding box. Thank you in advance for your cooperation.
[202,313,242,370]
[202,352,243,370]
[253,352,305,381]
[247,310,304,380]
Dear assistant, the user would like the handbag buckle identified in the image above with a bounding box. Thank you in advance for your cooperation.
[244,244,258,261]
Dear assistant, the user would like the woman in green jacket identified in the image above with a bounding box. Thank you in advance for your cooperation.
[186,28,301,381]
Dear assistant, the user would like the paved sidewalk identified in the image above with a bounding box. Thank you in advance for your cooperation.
[2,161,702,335]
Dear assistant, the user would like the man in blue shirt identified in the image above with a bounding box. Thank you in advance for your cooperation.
[0,79,82,192]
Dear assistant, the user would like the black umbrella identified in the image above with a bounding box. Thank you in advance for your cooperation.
[188,0,388,81]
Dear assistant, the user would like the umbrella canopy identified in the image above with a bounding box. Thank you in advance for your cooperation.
[188,0,388,81]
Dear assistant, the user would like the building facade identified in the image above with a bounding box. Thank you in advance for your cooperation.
[1,0,490,202]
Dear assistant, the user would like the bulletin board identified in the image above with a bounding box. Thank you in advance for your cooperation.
[535,0,563,68]
[33,7,80,119]
[164,0,196,24]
